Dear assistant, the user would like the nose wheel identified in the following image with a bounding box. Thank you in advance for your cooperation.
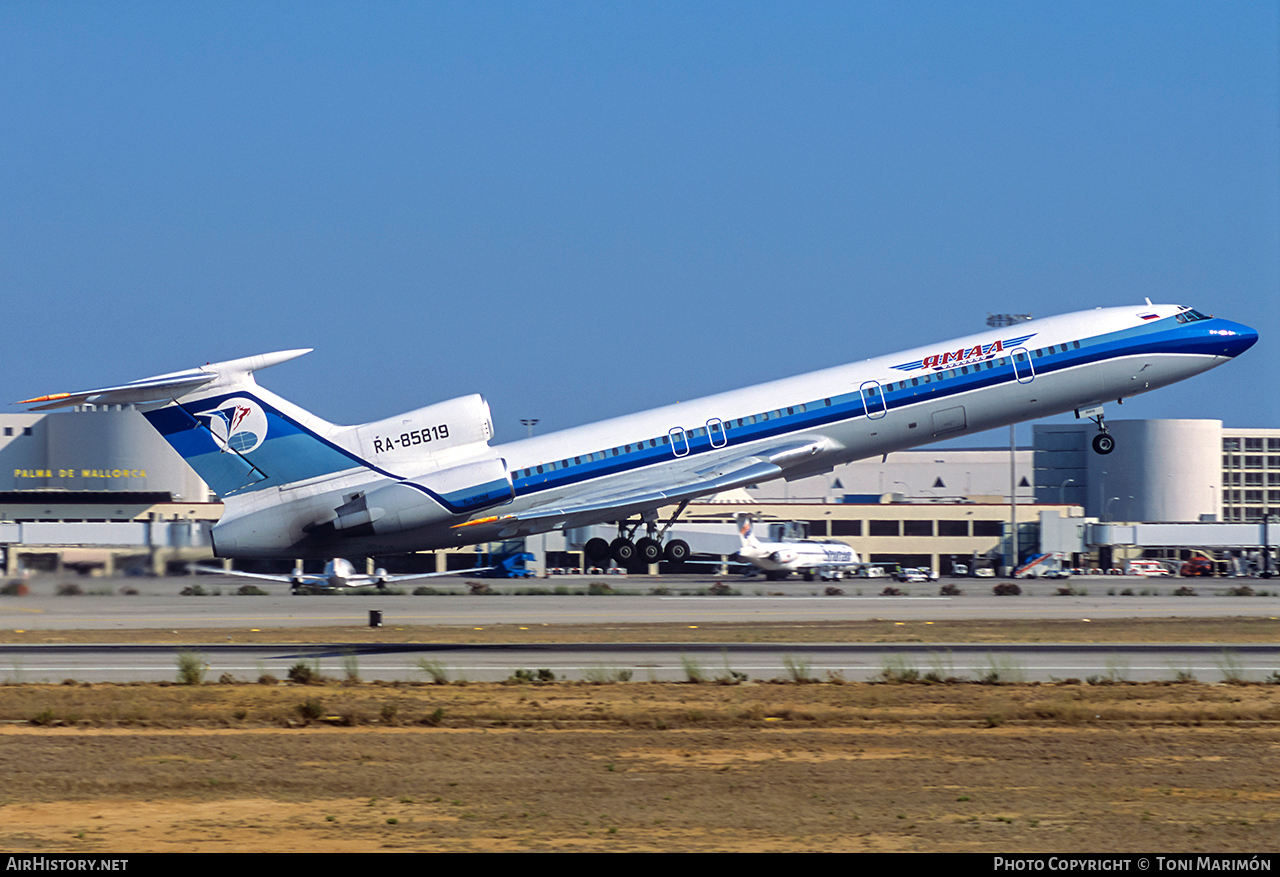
[1078,405,1115,455]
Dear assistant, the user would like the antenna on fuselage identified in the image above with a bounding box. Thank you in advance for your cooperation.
[985,313,1033,329]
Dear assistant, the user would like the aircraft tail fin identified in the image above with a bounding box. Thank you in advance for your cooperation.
[22,350,362,498]
[736,514,759,549]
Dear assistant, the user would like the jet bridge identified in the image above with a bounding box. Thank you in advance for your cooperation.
[1088,521,1278,550]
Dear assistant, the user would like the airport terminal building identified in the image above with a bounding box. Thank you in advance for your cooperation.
[0,408,218,575]
[747,418,1280,525]
[1032,420,1280,524]
[1,407,209,500]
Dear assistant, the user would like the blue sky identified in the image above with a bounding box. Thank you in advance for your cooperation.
[2,2,1276,444]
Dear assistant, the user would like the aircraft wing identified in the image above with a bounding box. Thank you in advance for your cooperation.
[471,438,833,536]
[508,459,779,526]
[187,564,495,585]
[374,567,494,583]
[186,564,299,584]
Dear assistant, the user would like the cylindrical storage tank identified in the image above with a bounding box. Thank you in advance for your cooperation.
[1086,420,1221,522]
[43,408,211,499]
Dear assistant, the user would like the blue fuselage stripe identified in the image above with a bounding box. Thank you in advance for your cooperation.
[503,316,1245,501]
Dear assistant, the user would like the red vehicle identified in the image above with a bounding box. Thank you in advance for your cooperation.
[1180,557,1215,577]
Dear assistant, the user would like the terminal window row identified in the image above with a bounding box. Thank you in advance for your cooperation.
[1225,473,1280,486]
[820,520,1005,538]
[1222,490,1280,504]
[1229,508,1278,522]
[1221,455,1280,469]
[1223,438,1280,452]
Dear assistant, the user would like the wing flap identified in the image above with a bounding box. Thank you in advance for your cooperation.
[485,457,784,536]
[508,436,831,521]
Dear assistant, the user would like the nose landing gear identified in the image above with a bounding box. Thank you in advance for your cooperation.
[1077,405,1115,455]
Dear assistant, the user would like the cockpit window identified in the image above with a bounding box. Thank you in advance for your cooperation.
[1176,309,1210,323]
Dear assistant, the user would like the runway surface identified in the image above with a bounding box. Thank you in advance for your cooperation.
[2,574,1278,683]
[2,641,1277,684]
[3,573,1278,629]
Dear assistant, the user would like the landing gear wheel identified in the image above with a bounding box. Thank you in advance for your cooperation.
[584,537,611,563]
[635,537,663,564]
[610,538,636,565]
[663,539,690,564]
[1092,433,1115,455]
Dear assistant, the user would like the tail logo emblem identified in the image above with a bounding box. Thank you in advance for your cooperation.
[196,397,268,454]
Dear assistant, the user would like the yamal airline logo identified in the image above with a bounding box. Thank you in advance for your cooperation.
[196,397,268,454]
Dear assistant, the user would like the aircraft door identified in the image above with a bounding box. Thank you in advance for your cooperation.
[706,418,727,448]
[1011,348,1036,384]
[931,405,968,436]
[669,427,690,457]
[860,381,887,419]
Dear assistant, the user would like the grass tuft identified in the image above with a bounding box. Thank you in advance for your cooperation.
[176,650,207,686]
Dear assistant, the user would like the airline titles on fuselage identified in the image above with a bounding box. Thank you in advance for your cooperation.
[892,333,1036,373]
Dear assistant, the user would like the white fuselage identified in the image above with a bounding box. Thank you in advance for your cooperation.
[208,303,1256,557]
[738,539,860,574]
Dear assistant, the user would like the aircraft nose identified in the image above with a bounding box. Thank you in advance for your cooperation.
[1214,320,1259,358]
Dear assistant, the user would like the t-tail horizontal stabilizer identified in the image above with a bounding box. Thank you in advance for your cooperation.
[19,350,313,410]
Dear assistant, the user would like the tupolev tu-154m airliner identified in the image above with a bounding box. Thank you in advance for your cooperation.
[22,302,1257,567]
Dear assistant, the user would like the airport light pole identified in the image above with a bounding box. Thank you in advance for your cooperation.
[986,314,1032,575]
[1059,478,1076,505]
[1105,496,1120,522]
[521,419,539,438]
[1009,424,1018,572]
[1263,514,1275,578]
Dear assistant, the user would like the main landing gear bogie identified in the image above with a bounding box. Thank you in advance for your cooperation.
[585,505,695,569]
[583,535,691,567]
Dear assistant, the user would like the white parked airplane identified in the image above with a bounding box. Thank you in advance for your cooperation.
[734,515,861,581]
[22,302,1256,567]
[186,557,493,593]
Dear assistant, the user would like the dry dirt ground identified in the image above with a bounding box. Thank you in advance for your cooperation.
[3,673,1280,852]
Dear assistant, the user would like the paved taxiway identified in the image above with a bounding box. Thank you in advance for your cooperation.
[3,641,1278,684]
[2,574,1278,683]
[3,573,1279,629]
